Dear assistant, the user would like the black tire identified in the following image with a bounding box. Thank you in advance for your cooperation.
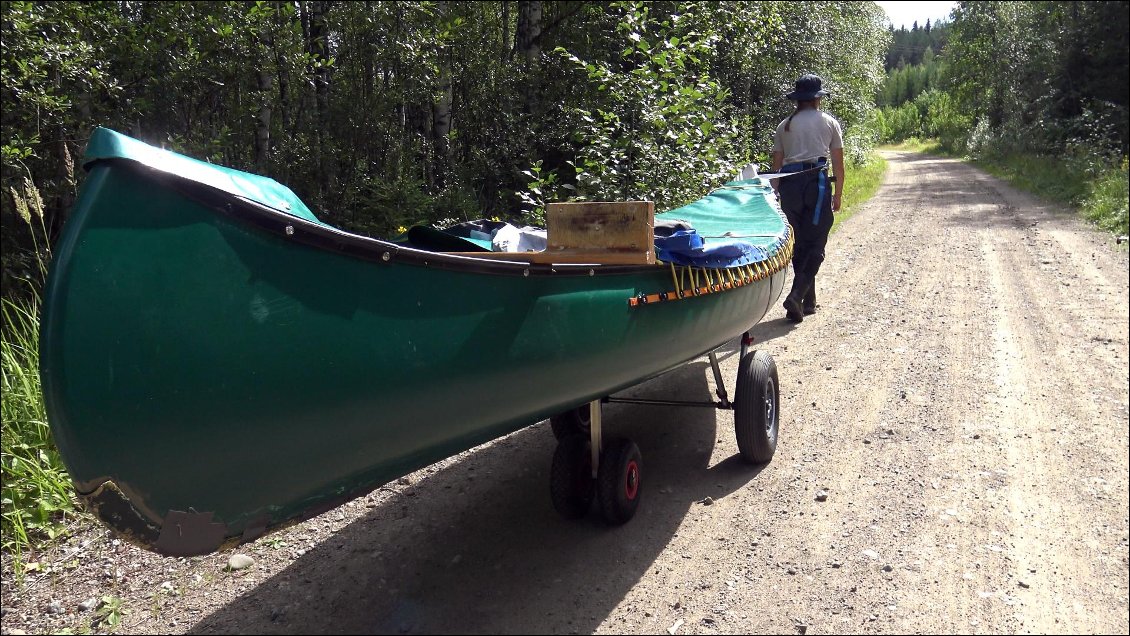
[550,435,595,519]
[549,404,593,440]
[596,438,642,525]
[734,350,780,463]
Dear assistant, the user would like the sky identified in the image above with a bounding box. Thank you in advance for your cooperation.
[875,1,956,30]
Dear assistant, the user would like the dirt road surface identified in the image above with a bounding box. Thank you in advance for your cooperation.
[3,150,1128,635]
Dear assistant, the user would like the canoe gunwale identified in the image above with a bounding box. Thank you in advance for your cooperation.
[113,159,789,278]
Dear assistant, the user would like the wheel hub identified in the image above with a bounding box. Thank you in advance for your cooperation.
[624,461,640,500]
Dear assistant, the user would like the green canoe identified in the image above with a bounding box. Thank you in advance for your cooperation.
[41,128,791,555]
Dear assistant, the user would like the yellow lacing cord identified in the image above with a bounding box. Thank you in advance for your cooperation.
[632,231,799,307]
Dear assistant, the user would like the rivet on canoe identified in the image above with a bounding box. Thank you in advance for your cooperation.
[588,269,595,276]
[381,252,391,262]
[285,225,294,236]
[523,269,530,277]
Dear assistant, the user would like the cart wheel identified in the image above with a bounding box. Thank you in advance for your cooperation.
[549,404,592,440]
[550,435,595,519]
[597,438,642,525]
[734,350,780,463]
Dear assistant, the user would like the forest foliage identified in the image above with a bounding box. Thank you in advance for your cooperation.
[874,1,1128,236]
[876,1,1128,160]
[1,0,892,292]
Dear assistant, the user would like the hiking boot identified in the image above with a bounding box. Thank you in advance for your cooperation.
[802,286,817,315]
[783,296,804,322]
[784,272,812,322]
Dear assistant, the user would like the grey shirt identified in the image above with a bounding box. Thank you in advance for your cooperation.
[772,109,844,166]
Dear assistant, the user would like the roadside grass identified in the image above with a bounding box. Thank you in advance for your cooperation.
[2,180,78,580]
[1081,158,1130,236]
[833,153,888,234]
[976,153,1128,238]
[881,138,1129,239]
[1,292,77,578]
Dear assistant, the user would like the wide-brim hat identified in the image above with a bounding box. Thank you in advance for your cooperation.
[785,73,829,101]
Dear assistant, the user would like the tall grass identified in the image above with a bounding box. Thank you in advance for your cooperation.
[1,295,76,560]
[1,176,76,575]
[832,153,888,234]
[1081,158,1129,236]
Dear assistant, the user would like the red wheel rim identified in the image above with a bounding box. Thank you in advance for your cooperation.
[624,460,639,500]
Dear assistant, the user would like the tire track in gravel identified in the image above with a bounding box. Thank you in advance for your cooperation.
[972,169,1129,634]
[787,151,1017,635]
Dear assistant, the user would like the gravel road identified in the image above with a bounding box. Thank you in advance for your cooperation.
[2,150,1127,635]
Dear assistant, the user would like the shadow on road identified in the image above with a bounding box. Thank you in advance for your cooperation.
[713,317,797,364]
[189,360,769,634]
[877,152,1080,231]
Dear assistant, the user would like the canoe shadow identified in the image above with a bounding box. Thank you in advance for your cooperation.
[189,360,771,634]
[711,317,796,364]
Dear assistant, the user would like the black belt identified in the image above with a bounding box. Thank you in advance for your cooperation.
[783,160,824,171]
[759,161,829,180]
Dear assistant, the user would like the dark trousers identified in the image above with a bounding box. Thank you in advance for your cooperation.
[779,168,833,277]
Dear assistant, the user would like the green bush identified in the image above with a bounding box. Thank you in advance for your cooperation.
[920,91,971,153]
[879,102,922,142]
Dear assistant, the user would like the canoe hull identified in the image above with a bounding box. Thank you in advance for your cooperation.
[42,160,787,555]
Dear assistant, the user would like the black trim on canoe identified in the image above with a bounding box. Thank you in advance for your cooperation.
[113,159,666,278]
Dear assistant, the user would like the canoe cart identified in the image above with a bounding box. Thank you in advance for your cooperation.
[41,128,790,555]
[547,334,779,524]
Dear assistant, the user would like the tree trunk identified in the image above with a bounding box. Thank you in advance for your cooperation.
[515,0,542,64]
[501,0,511,62]
[273,1,293,164]
[255,22,274,173]
[305,0,333,202]
[432,1,454,189]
